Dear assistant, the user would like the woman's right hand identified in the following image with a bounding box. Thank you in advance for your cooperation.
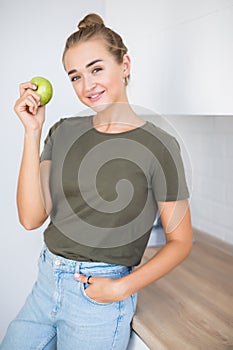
[14,82,46,132]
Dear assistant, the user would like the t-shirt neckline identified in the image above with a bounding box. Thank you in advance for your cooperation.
[90,115,148,135]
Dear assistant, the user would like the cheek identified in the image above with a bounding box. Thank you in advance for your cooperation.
[104,67,122,86]
[107,74,122,92]
[73,84,83,98]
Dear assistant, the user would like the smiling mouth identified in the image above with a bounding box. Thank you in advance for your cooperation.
[87,91,105,101]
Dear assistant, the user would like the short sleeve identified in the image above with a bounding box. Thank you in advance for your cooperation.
[151,137,189,202]
[40,118,66,162]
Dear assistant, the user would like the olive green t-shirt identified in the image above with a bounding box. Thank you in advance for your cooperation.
[40,115,189,266]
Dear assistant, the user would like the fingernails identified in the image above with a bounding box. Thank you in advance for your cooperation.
[74,273,80,279]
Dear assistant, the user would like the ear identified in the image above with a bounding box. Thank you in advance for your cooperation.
[122,54,131,76]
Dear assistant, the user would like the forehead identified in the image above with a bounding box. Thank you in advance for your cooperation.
[64,39,112,70]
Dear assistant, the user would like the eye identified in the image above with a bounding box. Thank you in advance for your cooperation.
[71,75,81,82]
[92,67,102,74]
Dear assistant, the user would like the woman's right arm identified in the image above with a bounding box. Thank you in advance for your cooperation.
[15,82,51,230]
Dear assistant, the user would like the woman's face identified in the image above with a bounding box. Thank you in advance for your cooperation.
[64,39,130,112]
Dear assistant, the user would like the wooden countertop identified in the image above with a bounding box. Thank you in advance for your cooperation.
[132,229,233,350]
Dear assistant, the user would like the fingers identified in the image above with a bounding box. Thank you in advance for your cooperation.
[15,82,41,116]
[25,95,40,115]
[19,82,37,97]
[20,82,41,105]
[14,94,40,116]
[74,273,93,284]
[87,275,92,284]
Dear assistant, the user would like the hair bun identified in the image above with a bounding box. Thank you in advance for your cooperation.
[78,13,104,30]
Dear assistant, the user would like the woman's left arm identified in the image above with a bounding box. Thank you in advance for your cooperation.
[75,199,192,303]
[118,199,192,299]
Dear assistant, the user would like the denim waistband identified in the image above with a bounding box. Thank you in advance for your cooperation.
[40,245,132,275]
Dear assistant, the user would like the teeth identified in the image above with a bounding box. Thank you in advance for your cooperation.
[88,91,104,99]
[91,94,99,99]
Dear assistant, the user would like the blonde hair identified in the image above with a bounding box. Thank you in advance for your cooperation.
[62,13,130,85]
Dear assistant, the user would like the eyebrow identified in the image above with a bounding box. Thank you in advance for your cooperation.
[67,59,103,75]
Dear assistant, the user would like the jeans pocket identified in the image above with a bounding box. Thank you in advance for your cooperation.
[80,283,114,306]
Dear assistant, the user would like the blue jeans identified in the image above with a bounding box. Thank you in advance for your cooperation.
[0,246,137,350]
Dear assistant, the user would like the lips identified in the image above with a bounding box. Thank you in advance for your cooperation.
[87,90,105,102]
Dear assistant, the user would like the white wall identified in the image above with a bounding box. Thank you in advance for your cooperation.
[105,0,233,115]
[142,113,233,245]
[105,0,165,115]
[162,115,233,244]
[160,0,233,115]
[0,0,105,341]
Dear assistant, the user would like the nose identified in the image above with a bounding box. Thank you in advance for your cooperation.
[83,74,96,92]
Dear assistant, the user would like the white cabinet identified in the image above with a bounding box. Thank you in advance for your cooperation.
[127,331,150,350]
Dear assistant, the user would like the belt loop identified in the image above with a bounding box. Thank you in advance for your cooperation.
[75,261,81,274]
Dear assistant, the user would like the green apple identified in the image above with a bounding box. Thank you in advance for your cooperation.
[30,76,53,106]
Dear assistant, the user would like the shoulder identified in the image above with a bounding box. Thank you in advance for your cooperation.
[45,115,92,136]
[145,121,177,144]
[142,120,180,155]
[61,115,92,126]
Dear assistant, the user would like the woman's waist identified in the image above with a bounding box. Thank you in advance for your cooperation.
[40,245,132,276]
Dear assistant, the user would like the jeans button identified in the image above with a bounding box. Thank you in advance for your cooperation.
[55,259,61,266]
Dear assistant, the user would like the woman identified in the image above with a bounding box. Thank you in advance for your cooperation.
[1,13,192,350]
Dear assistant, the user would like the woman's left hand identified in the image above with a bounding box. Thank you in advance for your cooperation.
[74,273,124,304]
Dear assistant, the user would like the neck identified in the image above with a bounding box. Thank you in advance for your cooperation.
[94,102,141,128]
